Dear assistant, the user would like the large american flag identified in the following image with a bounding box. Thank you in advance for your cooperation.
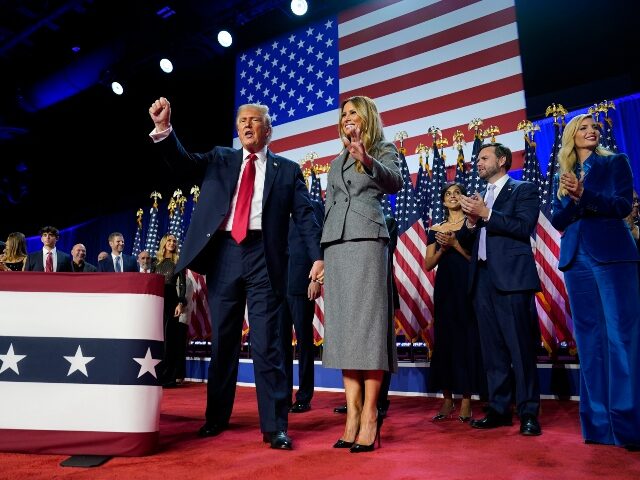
[234,0,528,343]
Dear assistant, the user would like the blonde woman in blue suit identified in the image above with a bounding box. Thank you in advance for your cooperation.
[551,113,640,450]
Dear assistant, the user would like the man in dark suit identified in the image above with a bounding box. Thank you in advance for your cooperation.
[24,226,72,272]
[148,97,323,450]
[70,243,97,272]
[284,198,324,414]
[97,232,139,272]
[458,142,542,436]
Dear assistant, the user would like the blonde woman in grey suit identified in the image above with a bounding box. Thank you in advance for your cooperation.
[321,96,403,452]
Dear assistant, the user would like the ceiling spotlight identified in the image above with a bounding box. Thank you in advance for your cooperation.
[217,30,232,47]
[111,81,124,95]
[159,58,173,73]
[290,0,308,16]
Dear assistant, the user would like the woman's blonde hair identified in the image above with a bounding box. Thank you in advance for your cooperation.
[557,114,613,198]
[338,96,385,154]
[2,232,27,262]
[156,233,179,264]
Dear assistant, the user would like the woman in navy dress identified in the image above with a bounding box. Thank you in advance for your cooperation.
[425,182,485,422]
[551,113,640,450]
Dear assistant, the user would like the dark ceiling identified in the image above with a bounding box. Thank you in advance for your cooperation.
[0,0,637,238]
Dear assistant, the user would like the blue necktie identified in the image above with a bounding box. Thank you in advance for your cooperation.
[115,256,122,272]
[478,184,496,261]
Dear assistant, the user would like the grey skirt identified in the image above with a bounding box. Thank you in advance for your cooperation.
[322,238,397,372]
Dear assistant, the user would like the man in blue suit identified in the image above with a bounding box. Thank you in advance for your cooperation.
[458,143,542,436]
[97,232,138,272]
[284,198,324,414]
[148,97,324,450]
[24,226,72,272]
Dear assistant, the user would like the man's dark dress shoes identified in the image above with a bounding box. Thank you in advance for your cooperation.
[262,431,293,450]
[519,414,542,436]
[470,409,513,429]
[198,422,228,437]
[289,402,311,413]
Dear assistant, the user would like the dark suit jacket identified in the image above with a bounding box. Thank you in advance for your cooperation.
[459,177,540,293]
[97,254,139,272]
[24,250,72,272]
[287,199,324,296]
[157,131,323,296]
[551,152,639,270]
[72,261,97,272]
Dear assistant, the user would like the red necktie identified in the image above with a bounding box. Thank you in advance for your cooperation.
[45,252,53,272]
[231,154,258,244]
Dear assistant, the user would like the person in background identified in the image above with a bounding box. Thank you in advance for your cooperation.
[321,95,403,452]
[148,97,323,450]
[551,114,640,450]
[97,232,138,272]
[155,233,186,388]
[138,250,155,273]
[283,198,324,414]
[458,142,542,437]
[70,243,97,272]
[425,182,485,423]
[0,232,28,271]
[97,251,109,263]
[24,226,72,272]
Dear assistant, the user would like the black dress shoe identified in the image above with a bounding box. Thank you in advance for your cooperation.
[334,404,347,414]
[519,414,542,436]
[263,431,293,450]
[198,422,228,437]
[470,409,512,429]
[289,402,311,413]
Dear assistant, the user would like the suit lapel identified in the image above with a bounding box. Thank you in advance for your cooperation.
[228,149,244,202]
[262,150,279,207]
[493,178,515,208]
[335,150,350,195]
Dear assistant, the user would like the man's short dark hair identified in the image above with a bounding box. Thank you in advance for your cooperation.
[39,226,60,238]
[480,142,512,171]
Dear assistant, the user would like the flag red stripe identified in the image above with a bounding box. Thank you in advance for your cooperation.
[338,0,405,23]
[340,7,516,78]
[340,0,480,50]
[341,39,521,101]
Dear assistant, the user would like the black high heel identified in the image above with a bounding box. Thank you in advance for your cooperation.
[350,415,383,453]
[333,439,354,448]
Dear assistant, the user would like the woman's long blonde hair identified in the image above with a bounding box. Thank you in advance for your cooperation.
[557,114,613,198]
[2,232,27,262]
[338,96,385,172]
[155,233,179,264]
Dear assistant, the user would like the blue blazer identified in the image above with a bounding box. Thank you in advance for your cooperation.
[287,199,324,296]
[24,250,73,272]
[97,254,139,272]
[157,131,323,296]
[459,177,540,292]
[551,152,639,270]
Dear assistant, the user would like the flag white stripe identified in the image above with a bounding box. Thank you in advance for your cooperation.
[1,292,164,340]
[341,24,519,90]
[1,383,162,432]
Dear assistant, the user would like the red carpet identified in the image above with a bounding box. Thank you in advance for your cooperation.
[2,383,639,479]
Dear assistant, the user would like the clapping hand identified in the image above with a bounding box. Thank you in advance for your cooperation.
[459,193,487,224]
[560,172,583,201]
[435,231,456,250]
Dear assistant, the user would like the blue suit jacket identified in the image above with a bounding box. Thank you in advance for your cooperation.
[287,199,324,296]
[551,152,639,270]
[24,250,72,272]
[459,177,540,292]
[157,131,323,296]
[97,254,139,272]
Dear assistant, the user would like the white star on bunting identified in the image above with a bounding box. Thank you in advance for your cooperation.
[133,347,162,379]
[0,343,26,374]
[64,345,95,377]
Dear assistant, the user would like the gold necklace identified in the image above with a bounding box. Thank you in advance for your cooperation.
[447,216,465,225]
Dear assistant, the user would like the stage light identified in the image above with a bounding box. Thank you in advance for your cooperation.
[111,81,124,95]
[159,58,173,73]
[217,30,232,47]
[290,0,308,16]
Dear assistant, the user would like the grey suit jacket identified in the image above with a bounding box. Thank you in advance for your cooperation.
[321,140,402,244]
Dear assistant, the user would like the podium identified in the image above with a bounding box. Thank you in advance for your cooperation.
[0,272,165,456]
